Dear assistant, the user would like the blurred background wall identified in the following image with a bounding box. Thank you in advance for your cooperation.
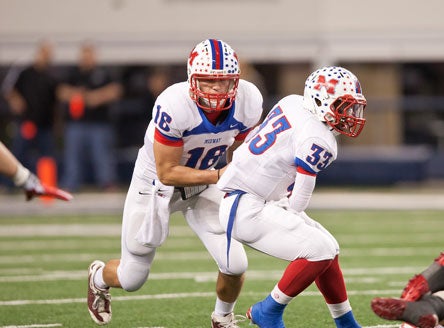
[1,0,444,187]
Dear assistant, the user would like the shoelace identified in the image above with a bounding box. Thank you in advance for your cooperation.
[226,315,247,328]
[92,289,111,311]
[234,315,246,322]
[215,314,247,328]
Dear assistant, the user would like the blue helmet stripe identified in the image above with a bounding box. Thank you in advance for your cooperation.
[209,39,224,70]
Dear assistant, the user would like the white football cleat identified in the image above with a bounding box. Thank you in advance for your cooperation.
[211,312,245,328]
[87,260,112,325]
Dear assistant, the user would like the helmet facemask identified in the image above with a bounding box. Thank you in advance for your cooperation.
[189,74,239,112]
[324,95,366,137]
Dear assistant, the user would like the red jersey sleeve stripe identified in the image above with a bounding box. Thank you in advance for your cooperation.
[154,128,183,147]
[296,166,317,176]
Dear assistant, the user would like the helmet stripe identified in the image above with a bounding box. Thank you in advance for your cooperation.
[209,39,223,70]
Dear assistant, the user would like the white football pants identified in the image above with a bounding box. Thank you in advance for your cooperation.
[219,193,339,263]
[117,165,248,292]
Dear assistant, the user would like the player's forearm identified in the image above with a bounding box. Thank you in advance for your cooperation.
[0,141,21,178]
[288,173,316,212]
[157,165,219,187]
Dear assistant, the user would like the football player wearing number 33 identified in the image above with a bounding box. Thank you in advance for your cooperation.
[87,39,263,327]
[217,66,367,327]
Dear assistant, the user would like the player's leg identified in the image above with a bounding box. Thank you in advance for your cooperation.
[87,166,161,325]
[371,291,444,328]
[402,252,444,301]
[383,252,444,328]
[180,186,248,328]
[293,212,361,327]
[220,195,338,327]
[246,258,332,328]
[314,255,361,328]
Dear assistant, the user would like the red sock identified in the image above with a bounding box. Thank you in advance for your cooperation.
[315,255,348,304]
[277,258,332,297]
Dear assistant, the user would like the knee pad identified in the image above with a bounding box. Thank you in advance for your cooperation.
[127,236,155,256]
[218,242,248,276]
[118,260,151,292]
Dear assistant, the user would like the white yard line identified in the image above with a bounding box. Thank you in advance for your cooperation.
[362,326,399,328]
[0,266,426,283]
[0,289,400,306]
[0,324,62,328]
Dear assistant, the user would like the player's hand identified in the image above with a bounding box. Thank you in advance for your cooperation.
[22,172,73,202]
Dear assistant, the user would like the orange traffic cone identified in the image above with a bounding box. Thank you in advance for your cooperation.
[37,156,57,204]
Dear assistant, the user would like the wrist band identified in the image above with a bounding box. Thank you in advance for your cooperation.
[13,164,30,187]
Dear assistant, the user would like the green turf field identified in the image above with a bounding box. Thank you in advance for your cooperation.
[0,210,442,327]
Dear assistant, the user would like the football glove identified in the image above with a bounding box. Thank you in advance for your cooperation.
[14,165,73,201]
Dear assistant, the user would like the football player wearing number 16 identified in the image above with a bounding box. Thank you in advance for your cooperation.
[87,39,263,327]
[217,66,367,328]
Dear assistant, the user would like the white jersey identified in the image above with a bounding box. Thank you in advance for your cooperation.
[137,79,263,179]
[217,94,337,201]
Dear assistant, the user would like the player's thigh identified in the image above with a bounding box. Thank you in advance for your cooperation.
[118,174,161,290]
[221,194,337,261]
[182,186,247,275]
[182,185,225,235]
[121,171,161,257]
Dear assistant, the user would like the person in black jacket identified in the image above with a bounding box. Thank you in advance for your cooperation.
[5,40,58,171]
[57,42,122,192]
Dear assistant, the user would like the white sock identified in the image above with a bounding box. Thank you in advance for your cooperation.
[326,299,352,319]
[271,284,293,305]
[214,297,235,316]
[93,266,108,290]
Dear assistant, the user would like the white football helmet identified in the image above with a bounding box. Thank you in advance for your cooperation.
[303,66,367,137]
[187,39,240,111]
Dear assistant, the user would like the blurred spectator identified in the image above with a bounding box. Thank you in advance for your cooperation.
[3,40,58,171]
[116,66,170,149]
[57,42,122,192]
